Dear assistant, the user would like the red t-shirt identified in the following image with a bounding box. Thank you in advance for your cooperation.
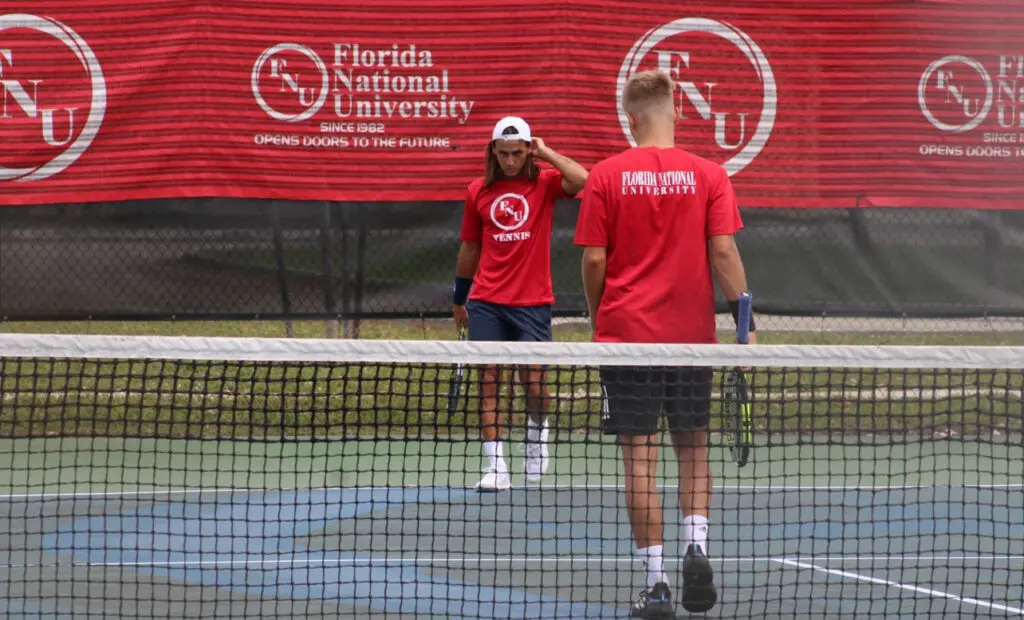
[460,168,568,306]
[573,147,743,344]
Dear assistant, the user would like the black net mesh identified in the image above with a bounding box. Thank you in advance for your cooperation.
[1,335,1021,618]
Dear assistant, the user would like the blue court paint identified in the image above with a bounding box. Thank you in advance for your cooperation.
[513,487,1024,560]
[40,488,623,619]
[774,489,1024,543]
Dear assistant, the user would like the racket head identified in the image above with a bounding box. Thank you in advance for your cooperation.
[446,326,468,416]
[722,367,751,466]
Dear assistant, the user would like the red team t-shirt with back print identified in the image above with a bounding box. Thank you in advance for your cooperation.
[573,147,744,344]
[460,167,568,306]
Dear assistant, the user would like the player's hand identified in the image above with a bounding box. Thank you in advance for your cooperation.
[530,137,551,162]
[741,332,758,345]
[453,304,469,331]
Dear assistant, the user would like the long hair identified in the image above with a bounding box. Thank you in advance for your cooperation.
[483,139,540,188]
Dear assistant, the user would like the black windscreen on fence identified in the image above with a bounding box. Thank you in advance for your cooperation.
[1,200,1022,322]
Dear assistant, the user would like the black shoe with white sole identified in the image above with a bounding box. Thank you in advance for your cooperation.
[680,544,717,613]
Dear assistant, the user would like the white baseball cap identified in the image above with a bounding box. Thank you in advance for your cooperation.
[491,116,532,142]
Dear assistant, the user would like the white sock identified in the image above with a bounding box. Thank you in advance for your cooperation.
[527,417,548,443]
[483,441,507,472]
[683,515,709,553]
[637,545,667,588]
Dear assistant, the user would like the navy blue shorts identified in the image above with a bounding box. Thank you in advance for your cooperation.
[466,300,553,342]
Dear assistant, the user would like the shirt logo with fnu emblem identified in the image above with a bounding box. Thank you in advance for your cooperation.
[489,193,532,242]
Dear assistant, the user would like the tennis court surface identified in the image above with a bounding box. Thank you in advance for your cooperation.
[1,334,1022,618]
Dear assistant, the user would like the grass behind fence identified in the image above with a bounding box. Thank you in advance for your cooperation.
[1,357,1020,441]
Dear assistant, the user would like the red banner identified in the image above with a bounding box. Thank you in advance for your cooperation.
[1,1,1022,208]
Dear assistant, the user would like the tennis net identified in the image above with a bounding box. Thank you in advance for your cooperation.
[0,333,1022,619]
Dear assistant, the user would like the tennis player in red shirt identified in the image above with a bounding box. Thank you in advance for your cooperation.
[453,116,588,491]
[574,70,757,618]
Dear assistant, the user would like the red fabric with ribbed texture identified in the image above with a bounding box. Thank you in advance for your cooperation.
[1,1,1021,208]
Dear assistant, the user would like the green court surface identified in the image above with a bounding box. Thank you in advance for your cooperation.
[1,435,1022,619]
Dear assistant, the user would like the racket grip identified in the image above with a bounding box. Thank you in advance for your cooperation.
[736,291,752,344]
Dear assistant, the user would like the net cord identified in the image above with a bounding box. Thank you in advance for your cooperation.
[1,333,1022,369]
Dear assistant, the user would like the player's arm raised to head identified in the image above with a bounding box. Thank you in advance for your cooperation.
[707,168,757,342]
[531,137,589,197]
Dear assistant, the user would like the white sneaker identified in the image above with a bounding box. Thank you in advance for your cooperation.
[524,421,550,483]
[475,467,512,492]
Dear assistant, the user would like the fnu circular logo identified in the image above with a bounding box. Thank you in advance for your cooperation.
[918,55,993,134]
[0,13,105,182]
[251,43,329,123]
[490,193,530,232]
[617,17,777,177]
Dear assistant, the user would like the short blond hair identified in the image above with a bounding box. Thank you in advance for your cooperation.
[622,70,674,117]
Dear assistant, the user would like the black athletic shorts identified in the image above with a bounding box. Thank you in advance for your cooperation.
[466,299,552,342]
[599,366,713,436]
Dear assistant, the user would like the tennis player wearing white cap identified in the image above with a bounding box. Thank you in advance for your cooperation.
[452,116,588,491]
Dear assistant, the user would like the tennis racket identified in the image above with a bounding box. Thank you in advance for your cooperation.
[723,292,753,467]
[447,325,468,416]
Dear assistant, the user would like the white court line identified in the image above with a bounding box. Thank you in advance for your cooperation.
[1,483,1022,500]
[5,555,1024,569]
[530,484,1024,491]
[775,558,1024,616]
[0,488,253,500]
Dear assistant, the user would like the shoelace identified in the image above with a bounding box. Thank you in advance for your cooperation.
[632,588,650,609]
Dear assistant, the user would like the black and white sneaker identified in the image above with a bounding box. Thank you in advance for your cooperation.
[630,582,676,619]
[680,544,717,613]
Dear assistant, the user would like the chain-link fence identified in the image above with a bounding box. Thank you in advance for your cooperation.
[2,200,1022,332]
